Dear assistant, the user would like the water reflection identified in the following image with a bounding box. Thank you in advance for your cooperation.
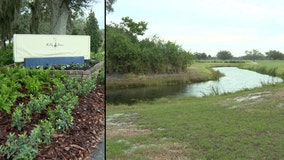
[107,84,188,105]
[107,67,283,105]
[184,67,283,97]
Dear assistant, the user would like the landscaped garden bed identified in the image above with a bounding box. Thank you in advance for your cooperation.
[0,64,105,159]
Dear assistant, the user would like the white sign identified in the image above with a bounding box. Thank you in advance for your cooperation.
[13,34,90,62]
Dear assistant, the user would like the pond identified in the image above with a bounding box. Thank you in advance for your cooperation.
[107,67,283,105]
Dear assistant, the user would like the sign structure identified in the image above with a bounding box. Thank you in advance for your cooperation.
[13,34,90,63]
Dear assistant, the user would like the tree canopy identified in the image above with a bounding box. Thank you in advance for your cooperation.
[0,0,103,50]
[106,18,194,74]
[265,50,284,60]
[106,0,117,14]
[217,50,233,60]
[243,49,265,60]
[85,10,102,53]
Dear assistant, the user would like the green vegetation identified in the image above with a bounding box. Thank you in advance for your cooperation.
[216,50,233,60]
[107,83,284,160]
[106,17,195,74]
[0,120,55,160]
[85,10,103,53]
[106,61,228,89]
[239,60,284,78]
[0,49,13,67]
[0,65,98,159]
[107,60,284,159]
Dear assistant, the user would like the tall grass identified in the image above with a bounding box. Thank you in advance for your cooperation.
[202,86,223,96]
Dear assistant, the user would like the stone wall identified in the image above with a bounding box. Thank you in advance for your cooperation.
[50,61,104,78]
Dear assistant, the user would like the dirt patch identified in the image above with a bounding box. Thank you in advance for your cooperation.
[107,113,151,139]
[234,91,271,102]
[107,125,151,139]
[107,113,191,160]
[141,143,190,160]
[229,91,271,109]
[275,88,284,97]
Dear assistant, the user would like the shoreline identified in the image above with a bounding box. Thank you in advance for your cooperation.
[106,64,223,89]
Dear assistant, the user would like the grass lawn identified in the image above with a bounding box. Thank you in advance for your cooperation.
[107,83,284,159]
[106,60,284,160]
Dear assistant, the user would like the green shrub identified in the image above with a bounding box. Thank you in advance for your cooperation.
[0,132,38,160]
[11,106,25,130]
[52,82,67,101]
[98,68,105,84]
[0,120,55,159]
[39,120,55,144]
[23,76,43,95]
[48,105,73,131]
[78,77,97,96]
[27,94,51,113]
[56,93,78,108]
[0,49,13,67]
[0,82,22,114]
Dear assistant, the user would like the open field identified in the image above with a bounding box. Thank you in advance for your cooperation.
[106,60,284,160]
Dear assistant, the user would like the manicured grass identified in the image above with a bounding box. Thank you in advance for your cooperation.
[107,81,284,160]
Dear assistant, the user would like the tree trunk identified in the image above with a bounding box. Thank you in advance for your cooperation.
[30,0,40,34]
[49,0,69,34]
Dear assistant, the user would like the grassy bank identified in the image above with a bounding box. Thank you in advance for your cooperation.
[106,62,225,89]
[107,60,284,159]
[239,60,284,78]
[106,83,284,159]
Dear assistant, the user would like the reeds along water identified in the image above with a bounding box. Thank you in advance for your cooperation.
[246,66,278,77]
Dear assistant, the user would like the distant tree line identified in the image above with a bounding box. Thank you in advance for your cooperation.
[194,49,284,60]
[106,17,195,74]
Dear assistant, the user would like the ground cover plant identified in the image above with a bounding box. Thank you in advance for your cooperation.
[0,65,105,159]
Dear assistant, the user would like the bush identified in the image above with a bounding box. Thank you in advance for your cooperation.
[48,105,73,131]
[11,106,25,130]
[27,94,51,113]
[0,121,55,159]
[0,49,13,67]
[0,132,38,160]
[98,68,105,84]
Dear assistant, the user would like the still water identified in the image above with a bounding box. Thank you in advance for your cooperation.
[107,67,283,105]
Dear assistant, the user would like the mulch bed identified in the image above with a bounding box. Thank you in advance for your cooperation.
[0,82,105,159]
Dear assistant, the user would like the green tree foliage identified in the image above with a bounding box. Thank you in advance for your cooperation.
[84,10,102,53]
[106,18,194,74]
[194,52,209,60]
[217,50,233,60]
[120,16,148,36]
[265,50,284,60]
[106,25,141,73]
[0,0,21,48]
[0,0,93,42]
[106,0,117,14]
[243,49,265,60]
